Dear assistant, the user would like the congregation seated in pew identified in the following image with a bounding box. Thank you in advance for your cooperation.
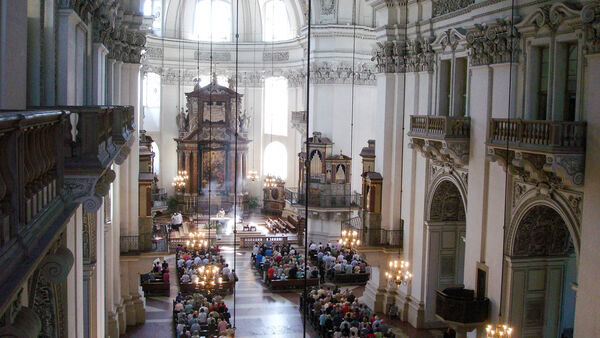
[251,241,321,289]
[141,258,170,296]
[301,286,396,338]
[308,241,370,284]
[175,244,236,295]
[173,292,234,337]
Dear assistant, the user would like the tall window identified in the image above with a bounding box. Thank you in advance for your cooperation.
[564,43,578,121]
[264,77,288,136]
[438,59,451,116]
[194,0,231,42]
[537,46,550,120]
[263,141,287,179]
[143,0,162,35]
[143,72,161,131]
[262,0,292,41]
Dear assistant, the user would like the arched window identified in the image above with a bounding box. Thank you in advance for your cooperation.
[262,0,292,41]
[263,141,287,179]
[142,72,161,131]
[143,0,162,35]
[194,0,232,42]
[264,76,288,136]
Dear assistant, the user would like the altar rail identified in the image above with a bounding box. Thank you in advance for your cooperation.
[408,115,470,139]
[488,119,586,153]
[240,236,289,248]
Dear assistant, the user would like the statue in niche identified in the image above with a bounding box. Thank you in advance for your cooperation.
[176,108,188,132]
[238,109,250,132]
[335,164,346,183]
[321,0,335,15]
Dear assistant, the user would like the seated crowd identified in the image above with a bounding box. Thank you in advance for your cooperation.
[308,242,369,282]
[252,242,319,282]
[301,286,395,338]
[173,292,234,338]
[176,245,237,286]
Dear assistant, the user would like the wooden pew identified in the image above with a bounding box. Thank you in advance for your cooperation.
[179,280,234,295]
[142,280,170,296]
[331,273,371,285]
[269,278,319,290]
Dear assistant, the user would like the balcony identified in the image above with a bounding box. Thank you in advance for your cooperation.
[435,287,489,328]
[342,216,403,248]
[0,106,134,317]
[30,105,135,211]
[291,110,307,134]
[487,119,586,186]
[408,115,470,166]
[285,187,361,210]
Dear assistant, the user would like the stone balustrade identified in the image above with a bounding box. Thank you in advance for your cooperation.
[488,119,586,153]
[487,119,587,186]
[0,105,134,317]
[408,115,471,166]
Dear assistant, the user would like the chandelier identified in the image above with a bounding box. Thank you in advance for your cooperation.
[384,259,412,285]
[338,229,360,248]
[264,176,281,188]
[172,170,189,190]
[485,324,513,337]
[194,265,223,287]
[186,232,208,250]
[247,170,259,182]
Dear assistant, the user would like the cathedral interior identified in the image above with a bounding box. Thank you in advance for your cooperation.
[0,0,599,337]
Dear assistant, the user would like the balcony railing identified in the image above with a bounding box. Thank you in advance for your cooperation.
[285,188,361,208]
[341,216,363,230]
[408,115,470,139]
[0,105,134,318]
[488,119,586,153]
[435,287,489,324]
[0,110,68,240]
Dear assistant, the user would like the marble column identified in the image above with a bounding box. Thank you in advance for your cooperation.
[106,58,116,105]
[185,151,192,194]
[574,53,600,337]
[91,43,108,105]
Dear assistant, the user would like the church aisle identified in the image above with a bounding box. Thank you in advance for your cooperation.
[220,246,311,338]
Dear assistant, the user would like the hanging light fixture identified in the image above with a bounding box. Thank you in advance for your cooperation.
[263,175,281,188]
[384,259,412,285]
[485,324,513,337]
[247,169,259,182]
[194,264,223,287]
[186,231,209,250]
[172,170,189,191]
[338,229,360,248]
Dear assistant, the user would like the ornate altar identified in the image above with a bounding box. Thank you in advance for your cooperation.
[175,75,250,214]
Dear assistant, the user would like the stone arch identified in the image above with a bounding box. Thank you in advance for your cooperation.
[426,171,467,222]
[508,195,580,258]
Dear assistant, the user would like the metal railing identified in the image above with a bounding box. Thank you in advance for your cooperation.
[285,188,361,208]
[356,228,403,248]
[341,216,363,230]
[408,115,470,139]
[488,119,586,153]
[120,233,167,254]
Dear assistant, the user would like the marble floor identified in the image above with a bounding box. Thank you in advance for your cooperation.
[122,246,445,338]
